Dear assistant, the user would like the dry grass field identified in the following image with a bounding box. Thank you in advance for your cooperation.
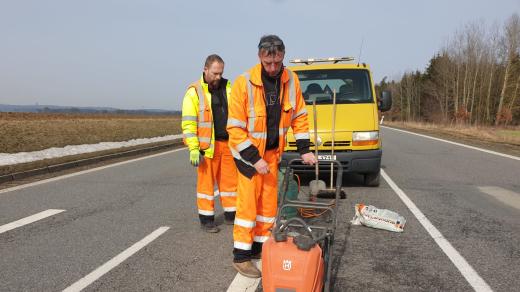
[0,112,182,176]
[0,112,181,154]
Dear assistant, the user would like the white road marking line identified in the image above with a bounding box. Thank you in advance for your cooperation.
[381,169,493,292]
[227,259,262,292]
[382,126,520,161]
[0,148,186,195]
[62,226,170,292]
[478,186,520,210]
[0,209,65,234]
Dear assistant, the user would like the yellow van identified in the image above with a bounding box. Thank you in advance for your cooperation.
[283,57,392,186]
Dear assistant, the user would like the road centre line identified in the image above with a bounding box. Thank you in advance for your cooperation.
[0,148,186,195]
[0,209,65,234]
[382,126,520,161]
[381,169,493,292]
[62,226,170,292]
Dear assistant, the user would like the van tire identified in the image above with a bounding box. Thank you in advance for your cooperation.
[363,171,380,187]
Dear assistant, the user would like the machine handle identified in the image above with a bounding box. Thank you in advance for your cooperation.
[274,216,317,241]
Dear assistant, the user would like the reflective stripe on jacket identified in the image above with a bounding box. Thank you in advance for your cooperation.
[182,75,232,159]
[227,64,310,169]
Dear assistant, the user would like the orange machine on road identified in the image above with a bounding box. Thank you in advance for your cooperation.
[262,159,343,292]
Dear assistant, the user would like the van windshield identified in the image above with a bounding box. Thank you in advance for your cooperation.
[296,69,373,104]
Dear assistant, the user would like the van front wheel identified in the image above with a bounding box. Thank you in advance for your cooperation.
[363,171,380,187]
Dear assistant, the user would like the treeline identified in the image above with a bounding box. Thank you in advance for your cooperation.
[377,13,520,126]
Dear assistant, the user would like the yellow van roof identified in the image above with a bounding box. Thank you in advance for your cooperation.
[288,63,371,71]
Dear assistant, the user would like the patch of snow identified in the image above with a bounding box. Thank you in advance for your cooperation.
[0,134,183,167]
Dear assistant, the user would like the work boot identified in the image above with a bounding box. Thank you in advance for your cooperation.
[224,211,236,225]
[232,260,261,278]
[200,221,220,233]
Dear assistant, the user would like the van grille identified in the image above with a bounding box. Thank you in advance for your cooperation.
[288,142,315,147]
[324,141,350,146]
[288,141,350,147]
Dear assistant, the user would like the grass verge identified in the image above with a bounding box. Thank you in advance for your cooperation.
[384,121,520,157]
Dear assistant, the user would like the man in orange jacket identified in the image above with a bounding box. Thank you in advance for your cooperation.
[227,35,317,277]
[182,54,237,233]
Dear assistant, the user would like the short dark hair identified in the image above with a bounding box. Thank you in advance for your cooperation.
[257,35,285,56]
[204,54,224,68]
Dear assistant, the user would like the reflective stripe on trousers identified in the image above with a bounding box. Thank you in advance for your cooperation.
[233,149,279,250]
[196,141,237,216]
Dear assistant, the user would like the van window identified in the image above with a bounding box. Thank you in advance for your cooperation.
[296,69,373,104]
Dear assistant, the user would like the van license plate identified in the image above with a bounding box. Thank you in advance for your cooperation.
[317,155,336,160]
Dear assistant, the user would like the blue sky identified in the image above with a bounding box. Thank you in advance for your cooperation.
[1,0,518,110]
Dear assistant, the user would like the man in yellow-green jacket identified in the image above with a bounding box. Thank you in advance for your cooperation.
[181,54,237,233]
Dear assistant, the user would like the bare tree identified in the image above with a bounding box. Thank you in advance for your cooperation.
[496,13,520,125]
[485,23,501,124]
[379,13,520,126]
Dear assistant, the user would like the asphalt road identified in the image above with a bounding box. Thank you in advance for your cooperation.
[0,127,518,291]
[332,127,519,291]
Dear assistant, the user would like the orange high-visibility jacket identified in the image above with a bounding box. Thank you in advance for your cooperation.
[227,64,310,170]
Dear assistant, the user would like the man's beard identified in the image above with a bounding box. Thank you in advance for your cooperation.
[209,80,220,89]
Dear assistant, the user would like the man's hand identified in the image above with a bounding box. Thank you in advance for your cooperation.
[301,152,317,165]
[189,149,202,167]
[253,159,269,174]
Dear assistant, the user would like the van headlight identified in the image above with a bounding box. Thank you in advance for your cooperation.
[352,131,379,146]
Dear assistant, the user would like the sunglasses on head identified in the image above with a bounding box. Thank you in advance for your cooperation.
[258,40,283,50]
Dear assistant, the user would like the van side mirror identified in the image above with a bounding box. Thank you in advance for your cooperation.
[378,90,392,112]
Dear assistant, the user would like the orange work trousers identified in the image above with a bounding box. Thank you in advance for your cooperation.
[233,149,279,251]
[196,140,237,217]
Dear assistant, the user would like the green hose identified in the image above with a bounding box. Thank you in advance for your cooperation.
[278,167,298,219]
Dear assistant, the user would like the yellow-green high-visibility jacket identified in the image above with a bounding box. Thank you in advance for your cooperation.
[181,75,232,159]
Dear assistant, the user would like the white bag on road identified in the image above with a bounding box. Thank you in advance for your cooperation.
[351,203,406,232]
